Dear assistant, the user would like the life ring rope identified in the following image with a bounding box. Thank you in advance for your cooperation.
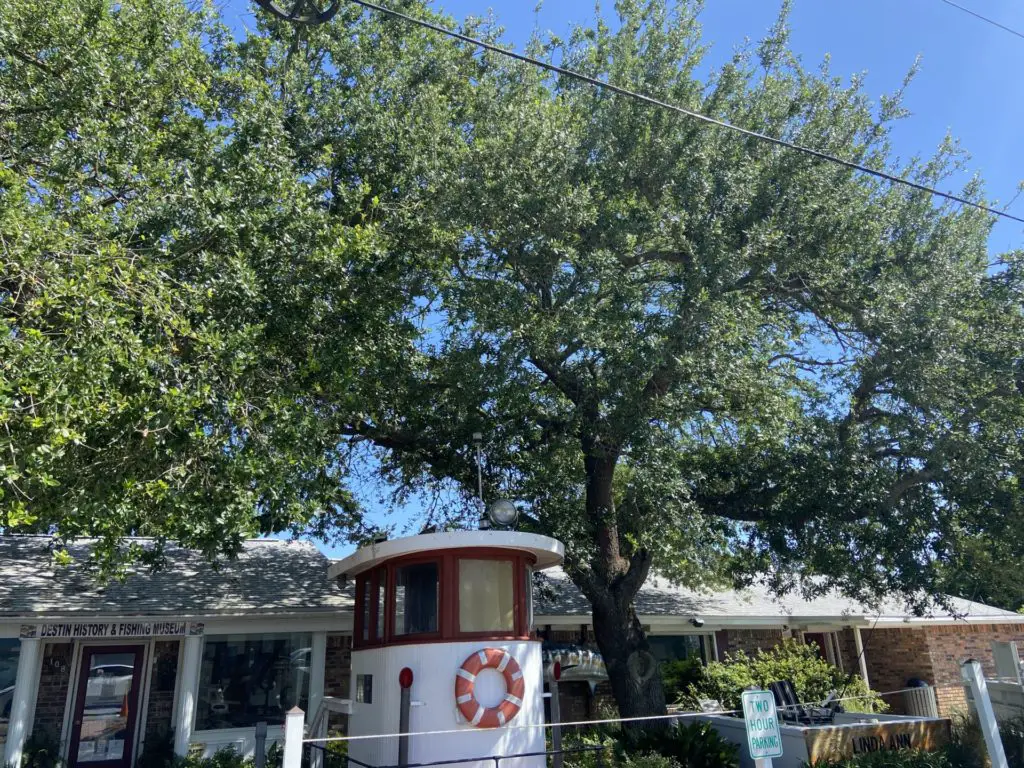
[454,647,525,728]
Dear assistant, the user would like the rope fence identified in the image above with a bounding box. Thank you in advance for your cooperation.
[303,685,935,744]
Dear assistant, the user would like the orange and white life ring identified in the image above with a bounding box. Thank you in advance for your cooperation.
[454,648,525,728]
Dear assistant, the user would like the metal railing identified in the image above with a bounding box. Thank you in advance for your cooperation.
[307,742,609,768]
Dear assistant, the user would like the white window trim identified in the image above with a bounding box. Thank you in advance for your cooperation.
[192,631,315,735]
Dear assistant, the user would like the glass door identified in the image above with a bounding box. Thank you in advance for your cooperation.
[69,646,145,768]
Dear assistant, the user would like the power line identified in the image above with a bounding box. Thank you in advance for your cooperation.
[938,0,1024,41]
[344,0,1024,225]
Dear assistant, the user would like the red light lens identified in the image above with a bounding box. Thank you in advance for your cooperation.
[399,667,414,689]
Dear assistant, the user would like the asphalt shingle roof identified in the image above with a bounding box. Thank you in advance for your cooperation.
[1,536,1016,624]
[535,567,1021,622]
[0,536,352,618]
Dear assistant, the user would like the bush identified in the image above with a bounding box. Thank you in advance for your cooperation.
[615,720,739,768]
[618,754,679,768]
[19,730,63,768]
[950,712,1024,768]
[136,728,175,768]
[811,747,960,767]
[681,639,887,714]
[174,749,249,768]
[661,658,705,706]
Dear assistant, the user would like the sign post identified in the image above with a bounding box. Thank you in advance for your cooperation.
[742,690,784,768]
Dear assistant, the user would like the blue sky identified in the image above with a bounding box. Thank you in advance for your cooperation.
[234,0,1024,557]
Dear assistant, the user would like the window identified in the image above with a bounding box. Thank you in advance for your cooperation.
[394,562,439,636]
[524,566,534,632]
[376,569,386,640]
[195,633,310,730]
[803,632,842,670]
[647,635,711,665]
[459,559,515,633]
[356,568,388,647]
[355,674,373,704]
[0,639,20,744]
[360,578,371,643]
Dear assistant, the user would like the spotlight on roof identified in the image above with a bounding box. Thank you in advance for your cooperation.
[486,499,519,529]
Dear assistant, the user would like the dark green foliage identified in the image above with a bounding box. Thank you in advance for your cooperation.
[948,712,1024,768]
[681,640,885,713]
[811,747,960,767]
[264,743,283,768]
[615,721,739,768]
[174,749,250,768]
[660,658,705,706]
[17,730,63,768]
[136,728,175,768]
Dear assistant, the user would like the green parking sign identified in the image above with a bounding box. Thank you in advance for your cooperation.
[742,690,784,761]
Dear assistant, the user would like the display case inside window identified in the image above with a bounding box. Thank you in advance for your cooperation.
[0,639,20,745]
[195,633,311,730]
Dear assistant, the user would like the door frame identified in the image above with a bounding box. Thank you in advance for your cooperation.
[66,644,147,768]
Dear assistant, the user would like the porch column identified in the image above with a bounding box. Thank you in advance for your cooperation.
[307,632,327,727]
[4,637,42,768]
[173,634,203,756]
[853,626,870,688]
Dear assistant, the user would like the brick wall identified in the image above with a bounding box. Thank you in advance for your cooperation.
[32,643,73,740]
[860,623,1024,716]
[835,629,859,674]
[324,634,351,734]
[860,628,932,714]
[715,629,785,658]
[926,623,1024,715]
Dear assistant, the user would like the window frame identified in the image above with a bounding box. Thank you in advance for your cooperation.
[354,567,389,647]
[351,549,535,649]
[391,555,442,641]
[193,631,312,732]
[455,555,520,638]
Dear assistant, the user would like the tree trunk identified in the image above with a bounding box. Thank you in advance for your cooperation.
[590,585,667,722]
[574,450,667,723]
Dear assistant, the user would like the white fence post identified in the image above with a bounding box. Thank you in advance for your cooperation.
[961,659,1009,768]
[283,706,305,768]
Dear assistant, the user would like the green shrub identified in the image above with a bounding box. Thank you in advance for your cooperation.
[20,729,63,768]
[618,754,679,768]
[661,658,705,706]
[615,720,739,768]
[561,732,616,768]
[810,747,959,767]
[174,748,249,768]
[681,639,887,714]
[950,712,1024,768]
[136,728,175,768]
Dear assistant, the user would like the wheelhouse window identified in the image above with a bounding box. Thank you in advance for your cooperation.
[459,559,515,633]
[394,561,439,636]
[353,551,533,646]
[356,567,388,647]
[195,633,311,730]
[0,639,20,744]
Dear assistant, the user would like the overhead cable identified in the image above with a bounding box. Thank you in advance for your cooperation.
[344,0,1024,225]
[939,0,1024,41]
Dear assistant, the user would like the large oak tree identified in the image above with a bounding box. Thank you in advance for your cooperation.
[3,0,1023,718]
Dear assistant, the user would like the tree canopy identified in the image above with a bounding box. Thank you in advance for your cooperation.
[1,0,416,567]
[3,0,1023,716]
